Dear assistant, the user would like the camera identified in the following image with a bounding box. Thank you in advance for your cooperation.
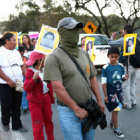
[82,99,107,132]
[116,31,121,35]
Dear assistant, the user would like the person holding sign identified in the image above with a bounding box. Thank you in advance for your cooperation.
[24,51,54,140]
[43,17,104,140]
[108,25,139,110]
[102,47,128,138]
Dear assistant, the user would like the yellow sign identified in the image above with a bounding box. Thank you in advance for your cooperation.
[20,33,27,44]
[123,34,137,56]
[85,37,96,62]
[83,21,97,34]
[35,25,59,55]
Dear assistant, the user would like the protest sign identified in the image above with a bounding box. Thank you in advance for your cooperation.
[35,25,59,55]
[123,34,137,56]
[85,37,96,62]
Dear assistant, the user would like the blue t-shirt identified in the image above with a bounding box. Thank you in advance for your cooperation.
[102,63,125,106]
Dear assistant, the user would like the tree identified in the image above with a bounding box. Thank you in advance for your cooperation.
[114,0,140,31]
[61,0,140,37]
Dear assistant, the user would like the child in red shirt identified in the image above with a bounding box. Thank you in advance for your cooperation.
[24,51,54,140]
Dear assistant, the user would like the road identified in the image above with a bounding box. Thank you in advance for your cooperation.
[0,71,140,140]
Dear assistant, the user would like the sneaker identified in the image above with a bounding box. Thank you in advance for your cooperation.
[23,109,29,113]
[122,104,132,110]
[110,121,113,129]
[113,128,125,138]
[131,101,137,107]
[13,126,28,133]
[2,125,9,131]
[131,99,136,107]
[132,103,136,107]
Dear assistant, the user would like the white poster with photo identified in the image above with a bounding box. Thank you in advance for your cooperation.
[35,25,59,55]
[123,34,137,56]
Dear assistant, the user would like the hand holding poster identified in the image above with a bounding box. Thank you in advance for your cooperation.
[123,34,137,56]
[35,25,59,55]
[85,37,95,62]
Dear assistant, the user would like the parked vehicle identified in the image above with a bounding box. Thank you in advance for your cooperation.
[78,34,110,68]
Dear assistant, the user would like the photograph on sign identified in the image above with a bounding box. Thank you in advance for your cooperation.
[85,37,95,62]
[35,25,59,55]
[123,34,137,56]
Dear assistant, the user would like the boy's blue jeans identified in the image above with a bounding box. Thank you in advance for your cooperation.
[57,105,95,140]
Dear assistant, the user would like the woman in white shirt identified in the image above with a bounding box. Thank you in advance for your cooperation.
[0,33,27,132]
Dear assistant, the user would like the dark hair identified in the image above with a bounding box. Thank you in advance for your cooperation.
[107,47,120,56]
[86,41,92,51]
[44,32,54,40]
[22,34,32,46]
[33,60,39,67]
[128,38,134,44]
[0,33,14,46]
[124,25,133,34]
[18,46,25,53]
[32,38,36,42]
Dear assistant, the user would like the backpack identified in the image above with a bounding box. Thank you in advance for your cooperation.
[118,51,128,66]
[129,39,140,68]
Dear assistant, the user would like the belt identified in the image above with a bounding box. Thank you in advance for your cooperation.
[57,100,67,106]
[57,100,83,107]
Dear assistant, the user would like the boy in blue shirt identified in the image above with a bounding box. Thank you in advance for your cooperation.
[102,47,128,138]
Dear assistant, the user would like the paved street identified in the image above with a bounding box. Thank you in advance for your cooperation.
[0,71,140,140]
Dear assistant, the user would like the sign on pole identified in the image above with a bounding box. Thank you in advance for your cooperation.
[35,24,59,55]
[85,37,96,62]
[123,34,137,56]
[83,21,97,34]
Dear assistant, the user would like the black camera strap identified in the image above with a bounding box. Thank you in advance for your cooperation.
[59,47,92,90]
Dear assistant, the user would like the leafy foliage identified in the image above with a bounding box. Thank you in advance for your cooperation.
[0,0,139,37]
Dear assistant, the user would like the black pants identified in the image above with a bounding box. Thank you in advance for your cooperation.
[0,84,22,130]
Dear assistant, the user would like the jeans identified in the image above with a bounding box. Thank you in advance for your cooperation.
[21,77,28,110]
[57,105,95,140]
[21,90,28,110]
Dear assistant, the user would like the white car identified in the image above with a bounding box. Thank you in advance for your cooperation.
[79,34,110,68]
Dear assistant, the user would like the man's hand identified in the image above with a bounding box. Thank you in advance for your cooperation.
[104,96,108,103]
[97,101,105,113]
[74,107,88,120]
[33,71,39,80]
[124,74,129,80]
[7,79,16,88]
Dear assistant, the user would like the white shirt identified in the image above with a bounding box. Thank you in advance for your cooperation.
[0,46,23,84]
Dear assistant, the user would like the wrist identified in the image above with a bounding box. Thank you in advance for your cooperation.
[104,95,108,98]
[73,104,81,113]
[110,36,114,40]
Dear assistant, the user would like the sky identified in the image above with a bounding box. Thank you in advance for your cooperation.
[0,0,19,21]
[0,0,139,21]
[0,0,44,21]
